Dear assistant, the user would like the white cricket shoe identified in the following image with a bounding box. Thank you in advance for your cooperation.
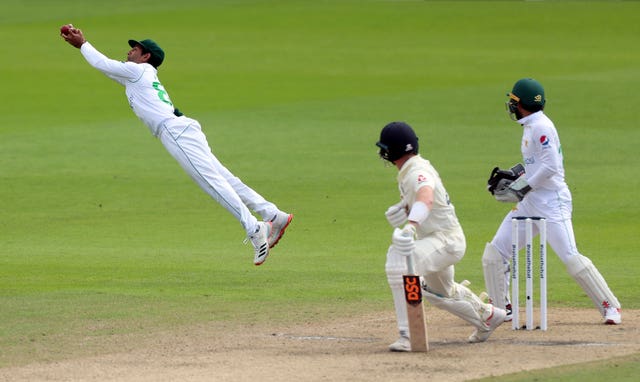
[604,307,622,325]
[248,222,272,266]
[268,212,293,248]
[468,306,507,343]
[388,336,411,352]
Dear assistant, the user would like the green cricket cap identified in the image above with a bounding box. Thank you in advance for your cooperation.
[128,39,164,68]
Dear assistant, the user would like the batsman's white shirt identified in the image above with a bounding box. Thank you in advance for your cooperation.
[79,42,276,234]
[397,155,461,237]
[397,155,466,294]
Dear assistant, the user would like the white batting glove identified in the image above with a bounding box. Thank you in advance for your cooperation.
[392,225,416,257]
[385,201,408,228]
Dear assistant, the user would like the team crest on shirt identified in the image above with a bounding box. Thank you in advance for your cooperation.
[540,135,550,146]
[417,174,427,184]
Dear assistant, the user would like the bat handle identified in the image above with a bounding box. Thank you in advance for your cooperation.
[406,254,416,275]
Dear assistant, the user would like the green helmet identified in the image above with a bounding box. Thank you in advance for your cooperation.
[507,78,545,112]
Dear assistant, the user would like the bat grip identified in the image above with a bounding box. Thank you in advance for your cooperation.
[406,254,416,275]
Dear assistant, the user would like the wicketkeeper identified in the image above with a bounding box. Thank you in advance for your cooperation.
[378,122,506,352]
[483,78,621,324]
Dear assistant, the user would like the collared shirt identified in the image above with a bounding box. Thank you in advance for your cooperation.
[397,155,461,236]
[80,42,177,136]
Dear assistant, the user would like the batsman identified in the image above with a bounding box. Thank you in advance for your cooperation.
[377,122,506,352]
[483,78,621,325]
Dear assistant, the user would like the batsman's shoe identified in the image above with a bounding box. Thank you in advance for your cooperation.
[388,336,411,352]
[468,306,507,343]
[604,307,622,325]
[479,291,512,323]
[248,222,272,266]
[268,212,293,248]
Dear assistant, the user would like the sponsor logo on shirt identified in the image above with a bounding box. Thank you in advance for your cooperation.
[540,135,550,146]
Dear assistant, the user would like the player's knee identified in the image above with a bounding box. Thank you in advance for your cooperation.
[482,242,504,265]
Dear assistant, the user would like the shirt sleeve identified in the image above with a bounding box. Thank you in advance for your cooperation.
[526,129,560,189]
[414,172,434,192]
[79,42,144,85]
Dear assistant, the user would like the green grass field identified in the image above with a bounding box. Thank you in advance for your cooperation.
[1,0,639,378]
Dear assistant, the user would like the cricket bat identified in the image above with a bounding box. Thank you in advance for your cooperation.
[403,258,428,352]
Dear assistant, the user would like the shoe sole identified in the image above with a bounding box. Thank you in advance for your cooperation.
[269,214,293,248]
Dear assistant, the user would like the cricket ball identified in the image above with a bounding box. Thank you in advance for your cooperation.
[60,24,72,34]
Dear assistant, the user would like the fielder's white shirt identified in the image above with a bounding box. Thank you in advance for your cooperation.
[80,42,176,136]
[518,111,566,192]
[397,155,461,237]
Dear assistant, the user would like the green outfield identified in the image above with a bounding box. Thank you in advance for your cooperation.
[1,0,639,379]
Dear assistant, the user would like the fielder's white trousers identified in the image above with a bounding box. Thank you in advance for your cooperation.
[158,116,277,234]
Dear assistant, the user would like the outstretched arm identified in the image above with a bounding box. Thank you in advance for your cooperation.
[60,24,141,83]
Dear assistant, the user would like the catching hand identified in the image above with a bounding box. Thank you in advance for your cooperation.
[487,163,525,194]
[493,175,531,203]
[60,24,86,48]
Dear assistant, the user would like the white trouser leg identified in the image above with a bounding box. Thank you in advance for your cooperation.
[208,153,279,220]
[491,207,541,305]
[385,246,409,337]
[159,120,258,234]
[422,282,493,330]
[482,242,509,309]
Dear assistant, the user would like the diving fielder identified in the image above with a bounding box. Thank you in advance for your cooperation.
[484,78,621,324]
[378,122,506,352]
[60,25,292,265]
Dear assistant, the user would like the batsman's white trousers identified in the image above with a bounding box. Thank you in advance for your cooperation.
[386,226,468,336]
[158,116,277,234]
[414,227,466,297]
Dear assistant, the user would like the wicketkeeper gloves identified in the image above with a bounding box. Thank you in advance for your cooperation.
[493,175,532,203]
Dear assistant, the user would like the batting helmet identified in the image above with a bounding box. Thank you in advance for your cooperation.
[376,121,419,163]
[507,78,545,113]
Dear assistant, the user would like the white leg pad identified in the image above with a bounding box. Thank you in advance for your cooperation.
[386,246,409,336]
[565,254,621,315]
[422,282,492,330]
[482,242,509,309]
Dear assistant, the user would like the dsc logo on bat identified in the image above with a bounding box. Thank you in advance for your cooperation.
[403,275,423,306]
